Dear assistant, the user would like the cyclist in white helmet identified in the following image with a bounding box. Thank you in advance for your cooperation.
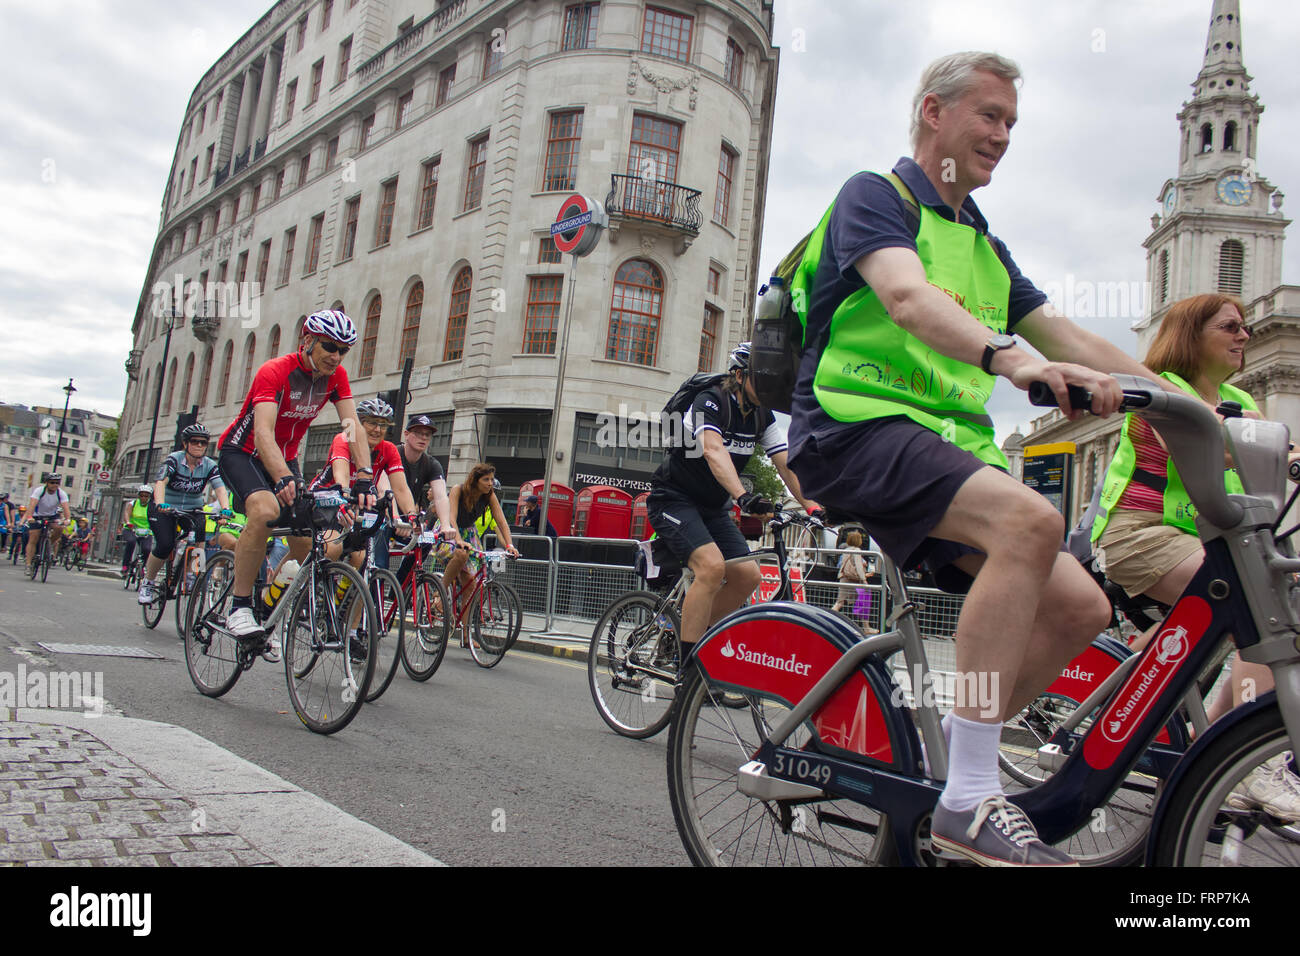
[216,309,373,655]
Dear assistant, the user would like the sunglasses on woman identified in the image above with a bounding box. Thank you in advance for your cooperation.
[1209,320,1251,338]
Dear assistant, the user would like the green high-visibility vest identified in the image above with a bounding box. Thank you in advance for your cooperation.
[802,181,1014,468]
[128,500,150,531]
[1091,371,1256,540]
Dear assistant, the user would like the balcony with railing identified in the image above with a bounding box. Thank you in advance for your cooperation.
[605,174,702,247]
[356,0,469,87]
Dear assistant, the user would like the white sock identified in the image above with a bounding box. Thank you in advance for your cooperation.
[938,714,1004,812]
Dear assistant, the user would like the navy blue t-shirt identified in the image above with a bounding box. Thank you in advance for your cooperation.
[789,157,1048,456]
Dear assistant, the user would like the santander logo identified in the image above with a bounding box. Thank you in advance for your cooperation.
[1102,624,1191,743]
[719,640,811,677]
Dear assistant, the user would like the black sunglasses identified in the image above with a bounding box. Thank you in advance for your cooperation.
[318,340,351,355]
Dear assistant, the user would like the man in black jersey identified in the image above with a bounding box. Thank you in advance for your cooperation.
[648,343,820,653]
[375,414,458,570]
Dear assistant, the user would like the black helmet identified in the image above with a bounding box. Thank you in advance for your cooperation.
[181,423,210,443]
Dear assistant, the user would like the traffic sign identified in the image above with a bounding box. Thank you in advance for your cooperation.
[551,193,607,256]
[97,470,111,482]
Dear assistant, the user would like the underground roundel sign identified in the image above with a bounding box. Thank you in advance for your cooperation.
[551,193,607,257]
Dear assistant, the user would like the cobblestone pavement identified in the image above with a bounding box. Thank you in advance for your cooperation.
[0,722,273,867]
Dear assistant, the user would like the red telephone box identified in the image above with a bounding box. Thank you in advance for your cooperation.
[631,492,652,540]
[517,480,574,536]
[573,485,633,538]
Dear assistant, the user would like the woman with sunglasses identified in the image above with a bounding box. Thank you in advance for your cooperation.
[137,423,231,605]
[1091,293,1300,820]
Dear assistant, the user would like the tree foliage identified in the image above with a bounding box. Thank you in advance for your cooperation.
[743,452,787,502]
[99,426,118,469]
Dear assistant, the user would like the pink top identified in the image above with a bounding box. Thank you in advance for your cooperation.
[1116,416,1165,513]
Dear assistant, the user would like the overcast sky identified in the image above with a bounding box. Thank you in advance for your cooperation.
[2,0,1296,444]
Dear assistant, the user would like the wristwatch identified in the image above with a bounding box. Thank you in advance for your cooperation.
[981,333,1016,375]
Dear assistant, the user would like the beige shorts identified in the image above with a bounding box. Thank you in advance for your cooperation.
[1094,508,1202,598]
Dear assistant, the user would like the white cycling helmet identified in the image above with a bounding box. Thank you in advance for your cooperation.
[728,341,751,372]
[137,484,153,495]
[302,309,358,345]
[356,397,394,422]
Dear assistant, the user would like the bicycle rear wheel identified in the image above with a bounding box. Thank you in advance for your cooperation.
[469,580,519,668]
[283,560,376,734]
[587,591,680,739]
[365,568,404,702]
[183,551,243,698]
[667,662,896,866]
[403,571,450,681]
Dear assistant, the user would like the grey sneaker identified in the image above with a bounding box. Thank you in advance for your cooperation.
[931,795,1078,867]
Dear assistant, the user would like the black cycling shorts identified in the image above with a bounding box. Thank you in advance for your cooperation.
[646,488,749,565]
[147,508,206,561]
[218,449,303,525]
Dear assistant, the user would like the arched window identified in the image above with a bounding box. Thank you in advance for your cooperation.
[359,295,382,377]
[217,341,235,404]
[240,334,257,395]
[1158,249,1170,305]
[443,268,472,361]
[1200,123,1214,153]
[401,283,423,366]
[1223,121,1238,151]
[163,357,178,416]
[606,259,664,366]
[1218,240,1244,296]
[180,353,196,412]
[139,368,152,427]
[197,346,214,407]
[267,324,282,358]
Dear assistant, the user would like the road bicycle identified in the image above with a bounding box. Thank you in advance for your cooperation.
[60,541,87,571]
[183,487,379,735]
[138,508,217,635]
[348,492,422,702]
[24,517,60,583]
[436,544,522,668]
[588,508,823,740]
[384,523,453,683]
[120,532,153,590]
[666,376,1300,867]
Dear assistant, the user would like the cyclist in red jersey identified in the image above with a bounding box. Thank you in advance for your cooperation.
[309,397,418,565]
[216,310,373,655]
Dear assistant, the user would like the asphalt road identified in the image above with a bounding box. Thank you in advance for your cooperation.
[0,561,687,865]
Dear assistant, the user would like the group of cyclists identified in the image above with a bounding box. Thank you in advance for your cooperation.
[3,476,95,572]
[10,45,1294,868]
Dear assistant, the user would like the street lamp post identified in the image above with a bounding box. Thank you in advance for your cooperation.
[52,378,76,482]
[142,307,179,482]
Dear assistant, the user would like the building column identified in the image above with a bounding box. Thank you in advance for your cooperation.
[253,50,282,147]
[231,66,257,159]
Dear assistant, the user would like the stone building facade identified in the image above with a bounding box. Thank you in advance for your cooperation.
[115,0,779,506]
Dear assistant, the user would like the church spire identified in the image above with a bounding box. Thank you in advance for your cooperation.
[1199,0,1245,79]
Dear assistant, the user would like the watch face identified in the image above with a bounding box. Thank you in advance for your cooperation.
[1163,188,1176,217]
[989,334,1014,349]
[1217,175,1252,206]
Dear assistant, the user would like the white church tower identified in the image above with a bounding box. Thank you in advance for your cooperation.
[1137,0,1289,360]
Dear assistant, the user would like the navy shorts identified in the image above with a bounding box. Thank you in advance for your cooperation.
[789,416,989,592]
[647,488,750,564]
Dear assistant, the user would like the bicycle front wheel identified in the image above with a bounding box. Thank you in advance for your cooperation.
[667,662,896,866]
[183,551,243,698]
[365,568,405,702]
[1151,701,1299,866]
[141,571,167,629]
[283,560,377,734]
[587,591,680,739]
[469,580,519,668]
[403,572,450,681]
